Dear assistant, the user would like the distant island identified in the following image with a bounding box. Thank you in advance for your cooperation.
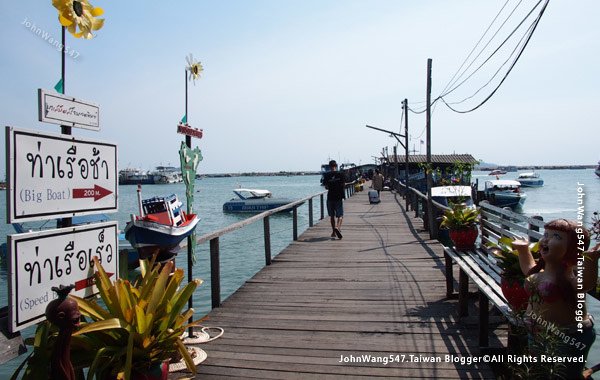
[200,171,320,178]
[475,164,595,171]
[200,164,597,179]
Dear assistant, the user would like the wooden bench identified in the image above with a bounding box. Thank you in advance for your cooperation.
[443,201,545,349]
[444,245,517,348]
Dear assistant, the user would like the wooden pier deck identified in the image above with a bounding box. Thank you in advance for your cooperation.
[188,189,505,379]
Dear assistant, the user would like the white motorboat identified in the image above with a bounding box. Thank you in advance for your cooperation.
[223,189,297,213]
[515,172,544,187]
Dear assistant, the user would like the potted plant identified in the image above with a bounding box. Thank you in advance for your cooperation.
[439,203,480,251]
[69,256,203,380]
[487,237,539,312]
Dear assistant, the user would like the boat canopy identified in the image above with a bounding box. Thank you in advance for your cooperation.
[430,186,472,198]
[233,189,272,199]
[517,172,539,179]
[485,180,521,188]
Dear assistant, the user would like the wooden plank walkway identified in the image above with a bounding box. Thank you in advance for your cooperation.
[184,189,506,379]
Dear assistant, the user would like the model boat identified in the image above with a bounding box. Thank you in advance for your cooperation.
[125,187,198,259]
[223,189,297,213]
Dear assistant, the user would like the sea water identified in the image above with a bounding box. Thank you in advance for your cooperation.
[0,170,598,375]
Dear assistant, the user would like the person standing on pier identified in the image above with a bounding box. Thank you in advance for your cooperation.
[323,160,346,239]
[372,169,384,196]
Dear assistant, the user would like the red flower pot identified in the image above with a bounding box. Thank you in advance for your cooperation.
[500,278,528,312]
[132,362,169,380]
[448,227,478,251]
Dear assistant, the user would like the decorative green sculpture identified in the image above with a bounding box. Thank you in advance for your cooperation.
[179,141,203,257]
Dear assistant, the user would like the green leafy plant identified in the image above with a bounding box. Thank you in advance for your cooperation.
[487,237,539,283]
[10,321,58,380]
[70,256,202,380]
[439,203,480,230]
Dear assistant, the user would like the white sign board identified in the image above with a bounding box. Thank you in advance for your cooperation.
[8,221,119,332]
[6,127,118,223]
[38,89,100,131]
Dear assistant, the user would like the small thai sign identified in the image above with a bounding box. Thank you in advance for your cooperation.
[38,89,100,131]
[8,221,118,332]
[6,126,118,223]
[177,123,203,139]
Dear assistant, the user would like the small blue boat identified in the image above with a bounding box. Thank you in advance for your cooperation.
[223,189,297,213]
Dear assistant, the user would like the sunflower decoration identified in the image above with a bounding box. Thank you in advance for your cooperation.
[186,54,203,84]
[52,0,105,39]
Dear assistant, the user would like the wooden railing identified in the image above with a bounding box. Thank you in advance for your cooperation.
[195,183,356,309]
[393,179,449,239]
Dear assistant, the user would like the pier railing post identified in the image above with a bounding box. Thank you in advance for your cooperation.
[308,198,314,227]
[320,194,324,220]
[292,206,298,241]
[210,237,221,308]
[264,216,271,265]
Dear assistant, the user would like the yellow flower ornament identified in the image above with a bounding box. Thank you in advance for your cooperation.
[52,0,104,39]
[186,54,203,84]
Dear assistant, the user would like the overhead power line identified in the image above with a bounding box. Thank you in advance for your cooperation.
[439,0,549,113]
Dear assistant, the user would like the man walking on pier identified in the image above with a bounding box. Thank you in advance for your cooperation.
[323,160,346,239]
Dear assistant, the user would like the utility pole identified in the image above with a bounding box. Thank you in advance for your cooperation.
[426,58,435,238]
[403,99,409,210]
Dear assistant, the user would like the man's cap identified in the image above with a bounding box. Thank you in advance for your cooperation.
[329,160,337,167]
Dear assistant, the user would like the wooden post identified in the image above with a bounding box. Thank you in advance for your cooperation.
[425,58,435,239]
[444,252,454,298]
[308,198,314,227]
[292,206,298,241]
[458,269,469,317]
[479,291,489,347]
[320,194,324,220]
[263,216,271,265]
[210,237,221,308]
[403,98,409,211]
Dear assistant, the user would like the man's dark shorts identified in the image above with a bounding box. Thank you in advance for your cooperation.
[327,199,344,217]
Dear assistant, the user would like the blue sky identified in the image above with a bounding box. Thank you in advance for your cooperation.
[1,1,598,174]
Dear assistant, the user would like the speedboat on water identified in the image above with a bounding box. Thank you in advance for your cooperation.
[484,180,527,209]
[125,188,198,259]
[223,189,297,213]
[515,172,544,187]
[596,161,600,178]
[489,169,507,176]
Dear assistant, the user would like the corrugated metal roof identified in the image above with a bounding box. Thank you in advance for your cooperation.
[386,154,478,164]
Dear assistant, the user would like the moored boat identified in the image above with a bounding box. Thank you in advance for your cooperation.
[489,169,507,176]
[223,189,298,213]
[119,168,154,185]
[484,180,527,209]
[516,172,544,187]
[125,188,198,258]
[151,166,183,184]
[431,185,475,209]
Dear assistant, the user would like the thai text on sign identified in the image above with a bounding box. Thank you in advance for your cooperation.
[6,126,118,223]
[8,221,119,332]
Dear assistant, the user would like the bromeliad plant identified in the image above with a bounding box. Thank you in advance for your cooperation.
[439,203,480,230]
[487,237,539,284]
[70,256,202,380]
